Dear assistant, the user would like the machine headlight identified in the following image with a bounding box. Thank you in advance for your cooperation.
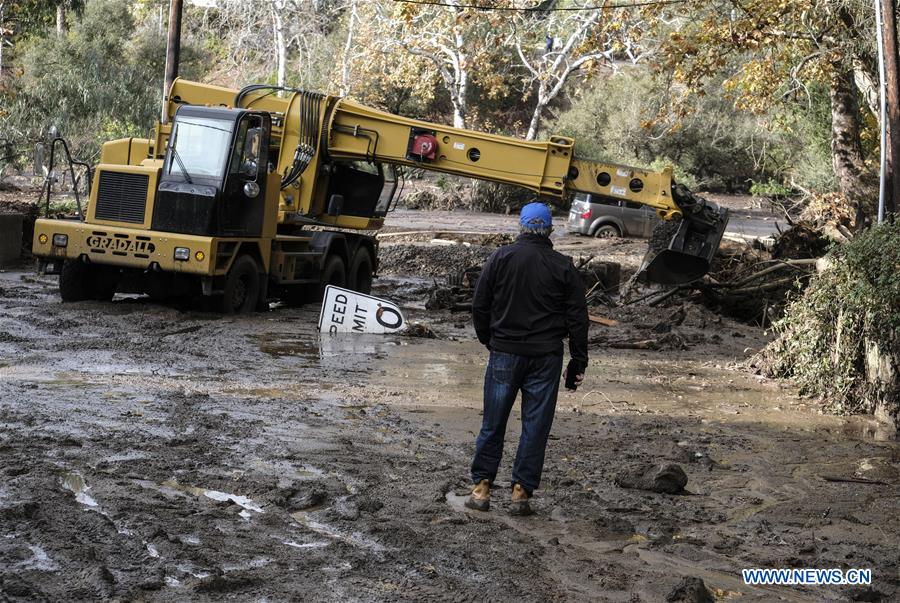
[52,234,68,247]
[38,233,49,244]
[174,247,190,261]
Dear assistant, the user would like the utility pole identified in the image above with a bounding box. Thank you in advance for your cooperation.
[880,0,900,221]
[161,0,183,124]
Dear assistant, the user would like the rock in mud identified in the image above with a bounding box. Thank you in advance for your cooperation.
[1,574,37,598]
[402,322,437,339]
[330,498,360,521]
[79,564,116,599]
[614,463,688,494]
[357,496,384,513]
[665,576,714,603]
[285,487,326,511]
[849,586,887,601]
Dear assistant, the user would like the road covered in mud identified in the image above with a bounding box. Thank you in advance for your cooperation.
[1,218,898,601]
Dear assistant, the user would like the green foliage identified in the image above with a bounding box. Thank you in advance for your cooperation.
[544,67,836,194]
[769,85,836,194]
[543,69,765,191]
[763,221,900,415]
[749,180,793,198]
[1,0,207,159]
[1,1,85,41]
[400,176,533,213]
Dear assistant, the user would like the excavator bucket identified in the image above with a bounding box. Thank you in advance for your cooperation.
[641,186,730,285]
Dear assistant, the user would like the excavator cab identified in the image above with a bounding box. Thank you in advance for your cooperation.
[641,185,730,285]
[152,105,271,237]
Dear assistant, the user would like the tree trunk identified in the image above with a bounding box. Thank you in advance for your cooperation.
[56,3,66,38]
[339,0,358,96]
[453,26,468,129]
[880,0,900,217]
[525,88,546,141]
[852,59,879,119]
[271,1,287,88]
[0,2,5,77]
[829,68,872,220]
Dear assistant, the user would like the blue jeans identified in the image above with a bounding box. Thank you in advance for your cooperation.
[471,351,563,495]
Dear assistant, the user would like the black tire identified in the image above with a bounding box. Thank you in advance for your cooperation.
[315,255,346,301]
[280,285,306,308]
[256,274,270,312]
[220,255,261,314]
[593,224,621,239]
[348,248,374,294]
[59,260,91,302]
[91,266,119,301]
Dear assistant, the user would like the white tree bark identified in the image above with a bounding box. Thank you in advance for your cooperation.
[56,3,66,38]
[451,19,468,129]
[392,0,470,128]
[0,2,5,77]
[513,5,644,140]
[270,0,289,88]
[340,0,359,96]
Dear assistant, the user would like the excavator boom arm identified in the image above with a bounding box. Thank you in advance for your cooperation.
[162,79,729,284]
[329,98,683,220]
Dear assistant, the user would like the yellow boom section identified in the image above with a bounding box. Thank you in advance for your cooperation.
[328,99,683,220]
[328,99,575,199]
[165,79,685,221]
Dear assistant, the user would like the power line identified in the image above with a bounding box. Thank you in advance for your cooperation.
[393,0,687,10]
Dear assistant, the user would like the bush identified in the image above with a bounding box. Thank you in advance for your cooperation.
[399,176,534,213]
[761,221,900,419]
[749,180,793,198]
[543,67,835,195]
[1,0,208,161]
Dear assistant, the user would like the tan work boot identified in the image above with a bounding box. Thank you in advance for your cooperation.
[464,479,491,511]
[508,483,534,516]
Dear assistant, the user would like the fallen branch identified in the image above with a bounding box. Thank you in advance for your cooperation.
[589,314,618,327]
[647,286,688,306]
[820,475,891,486]
[606,339,658,350]
[725,275,807,296]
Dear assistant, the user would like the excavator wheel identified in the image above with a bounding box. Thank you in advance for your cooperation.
[59,260,91,302]
[91,266,119,301]
[348,248,374,294]
[220,254,261,314]
[315,255,347,300]
[59,260,118,302]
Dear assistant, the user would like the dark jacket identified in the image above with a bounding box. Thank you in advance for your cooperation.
[472,233,589,374]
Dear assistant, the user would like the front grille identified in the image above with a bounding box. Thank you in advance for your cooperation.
[94,171,149,224]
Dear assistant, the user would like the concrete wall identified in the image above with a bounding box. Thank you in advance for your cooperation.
[0,213,24,265]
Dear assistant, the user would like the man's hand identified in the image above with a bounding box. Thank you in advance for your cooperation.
[563,366,585,391]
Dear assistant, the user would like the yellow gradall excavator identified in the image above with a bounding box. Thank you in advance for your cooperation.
[31,79,729,312]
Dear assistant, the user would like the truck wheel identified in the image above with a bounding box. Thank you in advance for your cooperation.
[594,224,620,239]
[59,260,91,302]
[315,255,346,301]
[349,248,373,294]
[91,267,119,301]
[220,255,261,314]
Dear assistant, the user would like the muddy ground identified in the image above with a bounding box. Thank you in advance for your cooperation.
[1,207,898,602]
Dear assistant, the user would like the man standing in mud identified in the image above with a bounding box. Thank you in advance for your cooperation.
[466,202,589,515]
